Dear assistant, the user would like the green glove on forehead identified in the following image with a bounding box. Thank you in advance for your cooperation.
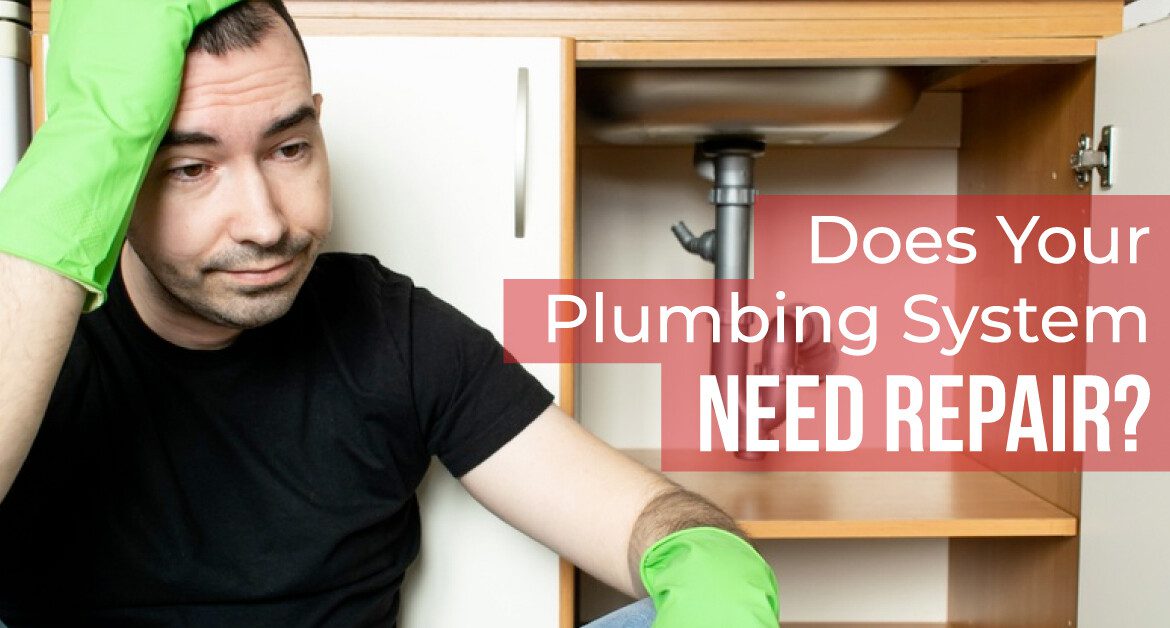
[0,0,243,310]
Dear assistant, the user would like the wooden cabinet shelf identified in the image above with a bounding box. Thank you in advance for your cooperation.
[24,1,1105,65]
[622,449,1076,539]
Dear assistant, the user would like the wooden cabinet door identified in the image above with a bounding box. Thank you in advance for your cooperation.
[304,36,569,627]
[1080,15,1170,627]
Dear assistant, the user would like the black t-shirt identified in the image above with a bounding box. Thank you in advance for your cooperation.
[0,252,553,627]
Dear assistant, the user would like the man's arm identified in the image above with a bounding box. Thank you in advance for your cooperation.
[625,481,742,596]
[0,0,243,502]
[459,403,743,598]
[0,254,84,500]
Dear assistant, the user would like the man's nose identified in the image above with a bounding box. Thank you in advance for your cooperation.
[227,163,287,248]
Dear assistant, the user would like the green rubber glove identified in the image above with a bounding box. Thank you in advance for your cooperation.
[0,0,242,311]
[640,527,780,627]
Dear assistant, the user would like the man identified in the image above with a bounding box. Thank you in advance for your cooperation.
[0,1,779,626]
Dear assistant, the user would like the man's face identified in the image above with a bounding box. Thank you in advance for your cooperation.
[127,21,330,330]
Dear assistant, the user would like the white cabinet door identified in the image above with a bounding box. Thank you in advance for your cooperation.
[304,36,568,628]
[1080,17,1170,627]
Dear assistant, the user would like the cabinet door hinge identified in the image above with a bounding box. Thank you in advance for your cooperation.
[1070,125,1113,189]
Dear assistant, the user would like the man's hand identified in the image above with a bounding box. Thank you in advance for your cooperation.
[459,405,780,625]
[628,477,780,626]
[639,526,780,627]
[0,0,242,310]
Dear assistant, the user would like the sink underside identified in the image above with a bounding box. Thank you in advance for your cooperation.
[577,67,923,146]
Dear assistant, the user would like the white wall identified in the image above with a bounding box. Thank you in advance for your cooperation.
[576,134,959,623]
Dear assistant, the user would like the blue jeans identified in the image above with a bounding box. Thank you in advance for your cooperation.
[580,597,656,628]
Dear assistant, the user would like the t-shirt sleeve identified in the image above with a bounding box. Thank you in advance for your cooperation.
[408,286,554,479]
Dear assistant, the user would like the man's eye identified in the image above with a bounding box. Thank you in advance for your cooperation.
[276,142,309,160]
[169,163,208,182]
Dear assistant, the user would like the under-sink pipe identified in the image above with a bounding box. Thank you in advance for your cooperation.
[709,149,756,282]
[755,312,840,430]
[675,139,838,460]
[670,222,716,262]
[707,146,759,459]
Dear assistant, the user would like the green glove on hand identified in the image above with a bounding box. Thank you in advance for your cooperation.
[641,527,780,627]
[0,0,242,311]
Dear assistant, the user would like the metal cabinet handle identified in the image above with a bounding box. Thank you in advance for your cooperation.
[514,66,529,238]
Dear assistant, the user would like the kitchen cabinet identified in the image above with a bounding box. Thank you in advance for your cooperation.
[301,36,573,628]
[574,63,1095,623]
[268,1,1117,66]
[30,1,1163,627]
[1078,16,1170,626]
[564,5,1115,628]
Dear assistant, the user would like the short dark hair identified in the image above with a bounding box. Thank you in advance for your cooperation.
[189,0,310,74]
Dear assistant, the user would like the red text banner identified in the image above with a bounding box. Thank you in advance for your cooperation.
[504,195,1169,471]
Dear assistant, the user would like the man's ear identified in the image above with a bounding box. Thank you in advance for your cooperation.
[313,93,323,116]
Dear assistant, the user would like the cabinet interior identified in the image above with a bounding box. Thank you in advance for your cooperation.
[574,61,1092,626]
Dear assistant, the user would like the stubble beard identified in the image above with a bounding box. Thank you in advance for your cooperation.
[133,235,318,330]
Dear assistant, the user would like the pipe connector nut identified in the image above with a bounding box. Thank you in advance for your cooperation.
[709,186,756,206]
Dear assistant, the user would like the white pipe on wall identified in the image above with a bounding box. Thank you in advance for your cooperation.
[1,1,31,185]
